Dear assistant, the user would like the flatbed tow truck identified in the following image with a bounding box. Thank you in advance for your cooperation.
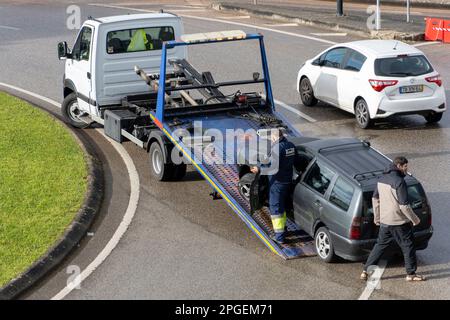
[63,27,316,259]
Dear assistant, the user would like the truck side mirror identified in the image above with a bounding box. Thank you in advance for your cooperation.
[58,41,71,60]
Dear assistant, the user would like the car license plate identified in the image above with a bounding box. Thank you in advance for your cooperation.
[400,85,423,94]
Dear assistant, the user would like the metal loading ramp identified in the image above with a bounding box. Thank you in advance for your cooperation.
[186,121,316,259]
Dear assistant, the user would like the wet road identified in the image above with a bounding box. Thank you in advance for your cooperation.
[1,0,449,300]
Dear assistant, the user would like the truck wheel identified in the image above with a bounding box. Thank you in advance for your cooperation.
[355,98,372,129]
[61,93,89,129]
[315,227,336,263]
[149,142,174,181]
[299,77,318,106]
[238,173,256,201]
[425,112,443,124]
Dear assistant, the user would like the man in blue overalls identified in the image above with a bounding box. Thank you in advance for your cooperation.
[251,128,296,244]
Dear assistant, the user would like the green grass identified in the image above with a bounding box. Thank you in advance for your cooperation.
[0,92,88,287]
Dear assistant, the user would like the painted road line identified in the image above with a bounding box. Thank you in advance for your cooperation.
[274,98,317,123]
[166,9,207,13]
[0,82,61,107]
[413,41,441,47]
[0,82,140,301]
[264,23,298,27]
[358,260,387,300]
[259,93,317,123]
[52,129,140,300]
[89,3,338,45]
[220,15,251,20]
[0,25,20,31]
[310,32,348,37]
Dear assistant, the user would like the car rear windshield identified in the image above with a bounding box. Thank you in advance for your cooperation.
[362,184,426,216]
[374,55,433,77]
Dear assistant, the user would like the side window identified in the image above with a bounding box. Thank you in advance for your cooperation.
[343,49,367,72]
[329,177,355,211]
[72,27,92,61]
[294,148,313,175]
[323,48,347,69]
[304,161,335,195]
[106,26,175,54]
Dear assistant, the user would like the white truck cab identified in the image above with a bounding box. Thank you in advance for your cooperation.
[58,13,185,127]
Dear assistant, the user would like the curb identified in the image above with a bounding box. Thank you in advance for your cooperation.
[213,3,425,41]
[0,91,104,300]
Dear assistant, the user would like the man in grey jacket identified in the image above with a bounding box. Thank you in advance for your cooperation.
[360,156,426,282]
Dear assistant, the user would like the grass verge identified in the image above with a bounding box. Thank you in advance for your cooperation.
[0,92,88,287]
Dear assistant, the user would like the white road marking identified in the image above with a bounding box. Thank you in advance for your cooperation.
[52,129,140,300]
[310,32,348,37]
[0,82,61,107]
[165,9,207,13]
[220,15,251,20]
[0,25,20,31]
[260,94,317,123]
[89,3,337,45]
[0,82,140,301]
[358,260,387,300]
[413,41,441,47]
[263,23,298,27]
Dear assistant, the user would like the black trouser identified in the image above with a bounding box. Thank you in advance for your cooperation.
[364,223,417,275]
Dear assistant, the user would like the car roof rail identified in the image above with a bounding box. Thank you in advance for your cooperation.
[354,170,384,181]
[318,140,369,154]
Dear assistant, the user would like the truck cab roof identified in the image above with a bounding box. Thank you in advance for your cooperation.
[87,13,180,26]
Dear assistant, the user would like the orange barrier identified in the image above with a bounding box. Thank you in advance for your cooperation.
[443,20,450,43]
[424,17,444,41]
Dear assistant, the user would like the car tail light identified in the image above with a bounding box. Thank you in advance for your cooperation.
[350,217,362,240]
[425,74,442,87]
[369,79,398,92]
[427,212,432,226]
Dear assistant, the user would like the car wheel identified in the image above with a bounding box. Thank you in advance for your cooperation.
[149,142,174,181]
[315,227,336,263]
[355,98,372,129]
[425,112,443,124]
[299,77,318,107]
[238,172,256,201]
[61,93,89,128]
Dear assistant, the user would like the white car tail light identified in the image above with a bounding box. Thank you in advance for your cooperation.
[425,74,442,87]
[369,79,398,92]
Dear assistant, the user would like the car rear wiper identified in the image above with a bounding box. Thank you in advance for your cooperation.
[389,72,413,76]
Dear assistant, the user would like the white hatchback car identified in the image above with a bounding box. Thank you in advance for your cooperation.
[297,40,446,128]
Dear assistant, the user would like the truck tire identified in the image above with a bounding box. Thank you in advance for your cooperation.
[238,172,256,201]
[61,93,89,129]
[315,227,337,263]
[149,141,174,181]
[299,77,318,106]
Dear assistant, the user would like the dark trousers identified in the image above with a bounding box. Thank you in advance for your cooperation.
[364,223,417,275]
[269,181,290,242]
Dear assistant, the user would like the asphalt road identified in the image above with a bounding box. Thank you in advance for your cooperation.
[1,0,449,300]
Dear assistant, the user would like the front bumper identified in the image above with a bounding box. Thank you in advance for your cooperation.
[330,226,433,262]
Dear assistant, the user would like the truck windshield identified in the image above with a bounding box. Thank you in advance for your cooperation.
[374,55,433,77]
[107,26,175,54]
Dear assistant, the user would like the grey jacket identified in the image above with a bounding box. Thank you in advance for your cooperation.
[372,164,420,226]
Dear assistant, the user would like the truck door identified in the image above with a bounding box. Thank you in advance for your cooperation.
[67,25,94,114]
[293,160,336,235]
